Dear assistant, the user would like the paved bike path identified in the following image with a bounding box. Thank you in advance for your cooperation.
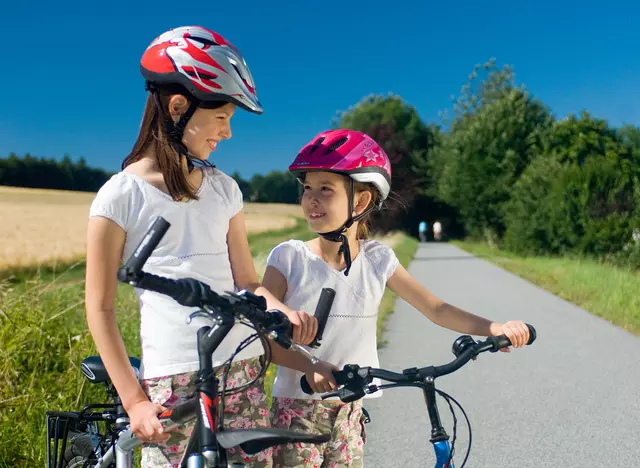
[364,243,640,467]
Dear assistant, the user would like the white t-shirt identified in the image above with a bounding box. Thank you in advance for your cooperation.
[267,239,399,400]
[89,168,264,379]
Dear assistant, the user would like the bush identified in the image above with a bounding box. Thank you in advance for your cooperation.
[504,113,638,259]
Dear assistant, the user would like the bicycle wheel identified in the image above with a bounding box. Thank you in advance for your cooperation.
[62,433,97,468]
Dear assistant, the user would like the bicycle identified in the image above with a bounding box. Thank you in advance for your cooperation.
[300,324,537,467]
[47,216,332,468]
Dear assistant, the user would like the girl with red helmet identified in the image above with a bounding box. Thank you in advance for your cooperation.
[85,26,317,467]
[263,129,531,467]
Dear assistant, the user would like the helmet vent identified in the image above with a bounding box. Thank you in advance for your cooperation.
[191,36,218,47]
[309,137,325,154]
[184,68,217,80]
[327,137,348,153]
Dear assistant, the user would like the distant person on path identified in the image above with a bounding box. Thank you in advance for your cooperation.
[263,129,532,468]
[419,220,428,242]
[433,220,443,241]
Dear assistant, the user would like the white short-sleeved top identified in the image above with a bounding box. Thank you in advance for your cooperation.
[89,168,263,379]
[267,239,399,399]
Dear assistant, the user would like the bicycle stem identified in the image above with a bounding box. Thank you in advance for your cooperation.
[422,379,449,443]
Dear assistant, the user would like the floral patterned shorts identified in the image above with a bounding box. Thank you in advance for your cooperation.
[270,397,367,468]
[140,356,272,468]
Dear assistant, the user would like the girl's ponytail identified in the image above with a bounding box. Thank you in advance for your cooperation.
[355,182,381,240]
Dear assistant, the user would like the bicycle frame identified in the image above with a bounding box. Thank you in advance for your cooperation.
[93,309,237,468]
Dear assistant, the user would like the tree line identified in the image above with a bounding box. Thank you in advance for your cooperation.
[0,151,302,202]
[3,59,639,268]
[0,154,115,192]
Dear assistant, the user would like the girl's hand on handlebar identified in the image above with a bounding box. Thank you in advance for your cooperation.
[284,309,318,345]
[127,399,170,442]
[304,360,339,394]
[497,320,530,351]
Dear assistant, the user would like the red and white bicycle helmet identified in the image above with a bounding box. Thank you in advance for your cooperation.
[141,26,262,114]
[289,129,392,275]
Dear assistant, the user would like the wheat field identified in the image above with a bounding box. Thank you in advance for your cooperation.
[0,186,302,270]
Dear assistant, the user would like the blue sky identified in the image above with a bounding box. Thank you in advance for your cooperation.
[2,0,639,178]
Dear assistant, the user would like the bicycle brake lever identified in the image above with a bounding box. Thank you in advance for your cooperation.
[321,386,367,403]
[320,391,341,400]
[290,344,319,365]
[186,308,219,324]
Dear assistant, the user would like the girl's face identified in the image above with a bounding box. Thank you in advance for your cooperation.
[301,172,371,233]
[169,96,236,161]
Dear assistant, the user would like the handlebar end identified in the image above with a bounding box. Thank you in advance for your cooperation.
[526,324,537,345]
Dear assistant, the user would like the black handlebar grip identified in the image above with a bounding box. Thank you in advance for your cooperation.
[159,395,199,425]
[526,324,537,345]
[300,375,314,395]
[308,288,336,348]
[492,324,537,350]
[134,275,213,308]
[300,367,350,395]
[118,217,170,282]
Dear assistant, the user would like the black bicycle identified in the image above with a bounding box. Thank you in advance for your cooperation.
[47,216,332,468]
[300,325,537,467]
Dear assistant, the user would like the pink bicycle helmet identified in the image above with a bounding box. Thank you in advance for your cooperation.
[289,129,392,200]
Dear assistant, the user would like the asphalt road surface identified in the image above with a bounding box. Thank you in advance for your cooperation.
[364,243,640,467]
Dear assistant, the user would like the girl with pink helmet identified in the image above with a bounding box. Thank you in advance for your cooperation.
[263,129,531,467]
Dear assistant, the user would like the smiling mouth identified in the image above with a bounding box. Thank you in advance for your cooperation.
[308,212,326,220]
[207,139,218,151]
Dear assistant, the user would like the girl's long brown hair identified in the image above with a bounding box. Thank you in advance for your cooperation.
[122,89,199,201]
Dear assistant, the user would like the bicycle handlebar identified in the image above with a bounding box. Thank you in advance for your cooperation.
[117,216,295,349]
[300,324,537,399]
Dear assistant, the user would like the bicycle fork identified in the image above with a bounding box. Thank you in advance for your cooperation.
[423,379,455,468]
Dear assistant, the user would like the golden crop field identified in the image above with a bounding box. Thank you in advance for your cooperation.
[0,186,302,271]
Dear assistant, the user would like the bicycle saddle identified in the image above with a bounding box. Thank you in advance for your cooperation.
[81,356,141,384]
[216,428,330,455]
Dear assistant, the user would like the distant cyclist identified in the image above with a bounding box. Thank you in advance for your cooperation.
[418,220,428,242]
[433,220,443,241]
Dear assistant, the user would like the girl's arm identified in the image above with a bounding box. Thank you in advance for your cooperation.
[262,265,338,393]
[387,264,529,347]
[85,217,167,441]
[227,210,317,345]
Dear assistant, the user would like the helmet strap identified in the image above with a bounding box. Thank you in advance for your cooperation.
[318,179,360,276]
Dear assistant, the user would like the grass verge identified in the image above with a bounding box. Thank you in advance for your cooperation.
[453,241,640,335]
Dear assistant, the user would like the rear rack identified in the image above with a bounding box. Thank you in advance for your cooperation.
[46,404,115,468]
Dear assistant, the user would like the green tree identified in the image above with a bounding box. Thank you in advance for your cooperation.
[333,94,447,235]
[250,170,299,204]
[231,171,253,200]
[433,60,553,240]
[0,153,113,191]
[505,113,638,256]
